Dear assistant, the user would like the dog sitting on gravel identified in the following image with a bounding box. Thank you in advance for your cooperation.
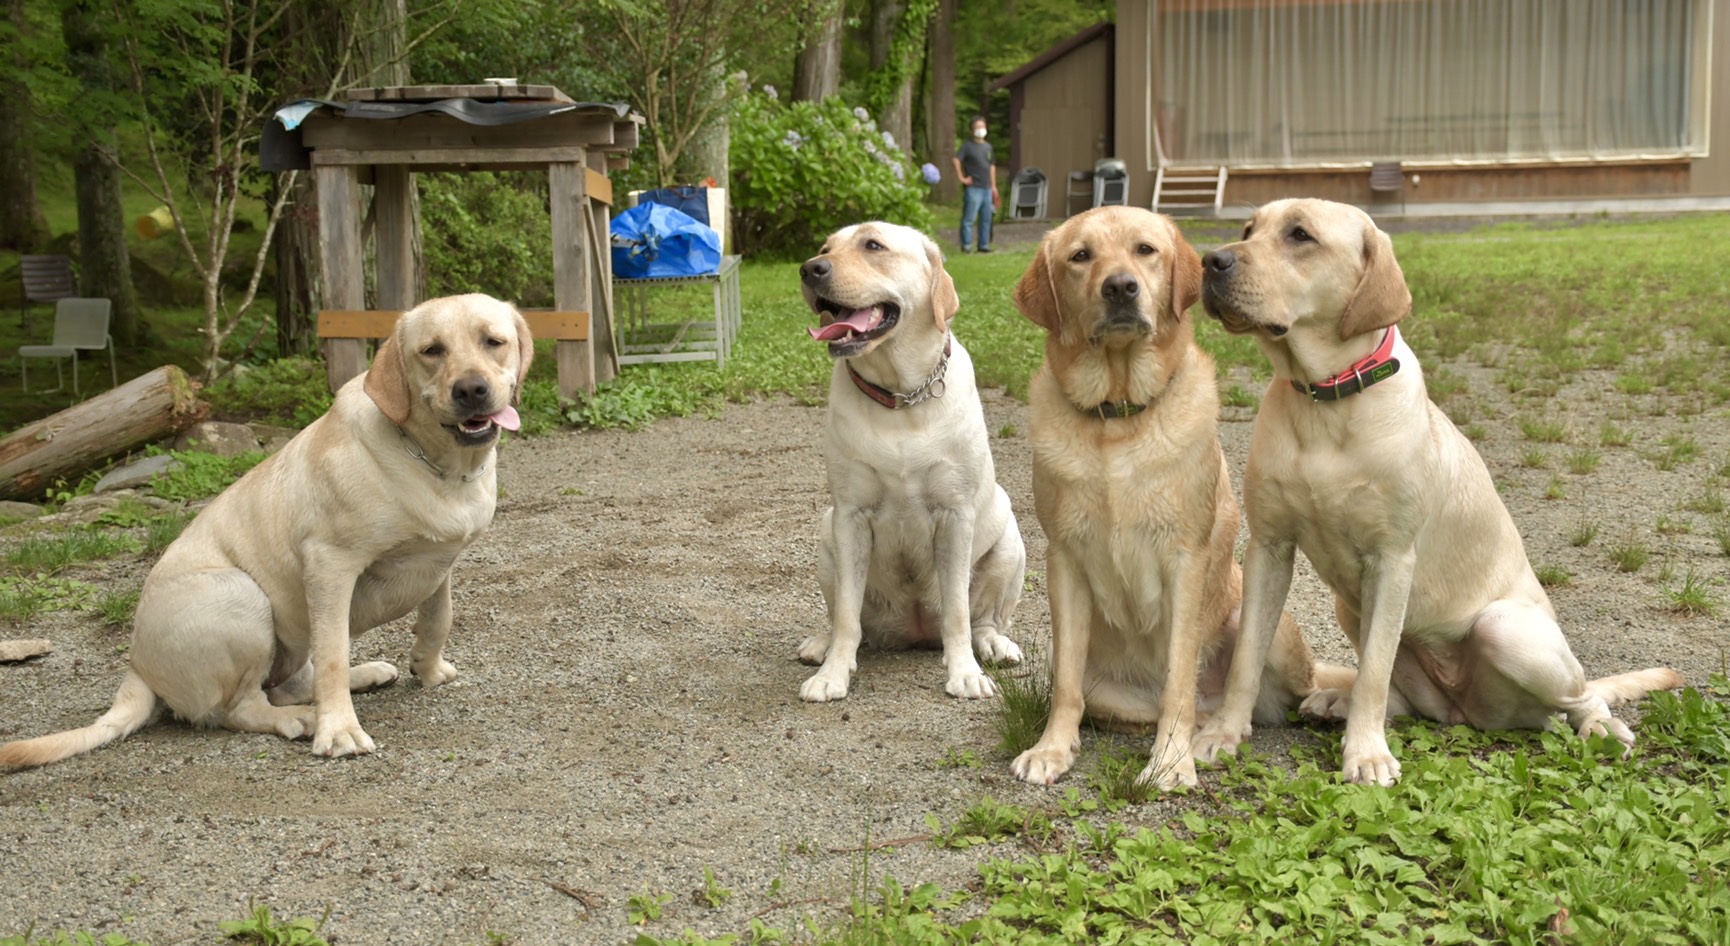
[0,293,531,768]
[1193,198,1684,785]
[1007,206,1351,791]
[795,221,1025,702]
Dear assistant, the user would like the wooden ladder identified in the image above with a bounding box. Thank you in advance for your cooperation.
[1152,166,1229,214]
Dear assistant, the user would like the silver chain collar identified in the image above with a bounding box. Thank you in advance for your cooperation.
[397,425,487,483]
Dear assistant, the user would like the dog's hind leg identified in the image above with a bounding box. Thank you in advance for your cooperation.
[1465,601,1636,750]
[968,498,1025,666]
[130,568,280,731]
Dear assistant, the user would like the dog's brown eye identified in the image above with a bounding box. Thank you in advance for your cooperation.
[1290,227,1314,243]
[1242,224,1254,239]
[421,344,445,357]
[484,337,505,348]
[1136,243,1156,256]
[1069,249,1091,263]
[865,239,884,251]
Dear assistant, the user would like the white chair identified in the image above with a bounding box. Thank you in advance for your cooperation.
[20,297,116,396]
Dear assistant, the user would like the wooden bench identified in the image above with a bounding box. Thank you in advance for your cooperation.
[317,308,592,397]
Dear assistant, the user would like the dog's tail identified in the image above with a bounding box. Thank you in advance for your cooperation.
[1586,667,1685,706]
[1311,662,1358,695]
[0,670,158,770]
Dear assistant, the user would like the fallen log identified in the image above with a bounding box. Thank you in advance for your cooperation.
[0,366,208,502]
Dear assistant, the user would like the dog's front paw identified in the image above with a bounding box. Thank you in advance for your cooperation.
[800,670,850,702]
[1299,687,1351,720]
[945,668,996,699]
[1576,714,1636,756]
[312,717,377,758]
[974,630,1023,666]
[1192,717,1250,764]
[350,661,400,692]
[1341,733,1400,786]
[1138,748,1199,792]
[412,657,459,687]
[796,633,832,665]
[1011,744,1076,785]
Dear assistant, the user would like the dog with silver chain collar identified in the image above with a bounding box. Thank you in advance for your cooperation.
[796,221,1026,701]
[1,294,531,768]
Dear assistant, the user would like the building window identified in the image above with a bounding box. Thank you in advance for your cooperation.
[1153,0,1709,168]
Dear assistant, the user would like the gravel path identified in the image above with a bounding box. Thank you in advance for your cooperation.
[2,353,1723,943]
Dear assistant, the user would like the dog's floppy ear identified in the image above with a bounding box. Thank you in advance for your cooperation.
[1013,240,1061,332]
[926,238,960,329]
[511,305,534,404]
[364,314,413,425]
[1168,225,1203,322]
[1337,221,1411,341]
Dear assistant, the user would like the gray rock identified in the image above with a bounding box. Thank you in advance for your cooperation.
[0,501,45,522]
[249,423,301,454]
[93,453,182,494]
[173,421,263,458]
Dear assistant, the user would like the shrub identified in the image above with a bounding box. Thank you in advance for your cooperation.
[418,171,554,306]
[729,91,935,259]
[205,356,332,428]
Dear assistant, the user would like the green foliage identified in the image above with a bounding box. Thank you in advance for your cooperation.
[0,576,105,623]
[205,357,332,428]
[2,529,139,576]
[863,0,939,118]
[418,173,554,307]
[925,796,1051,849]
[219,903,331,946]
[149,449,268,503]
[0,931,151,946]
[697,866,733,909]
[730,92,934,260]
[628,887,673,926]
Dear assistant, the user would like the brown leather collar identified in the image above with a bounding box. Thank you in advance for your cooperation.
[847,335,952,409]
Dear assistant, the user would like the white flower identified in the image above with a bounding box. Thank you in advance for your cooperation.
[783,130,804,150]
[863,140,877,155]
[764,85,778,100]
[890,162,905,180]
[853,107,870,121]
[881,130,896,150]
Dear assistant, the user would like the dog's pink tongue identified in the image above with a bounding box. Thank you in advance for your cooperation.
[488,405,521,431]
[807,306,883,341]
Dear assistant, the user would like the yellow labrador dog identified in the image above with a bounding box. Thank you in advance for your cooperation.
[0,294,531,768]
[1194,198,1683,785]
[797,221,1025,701]
[1008,207,1349,790]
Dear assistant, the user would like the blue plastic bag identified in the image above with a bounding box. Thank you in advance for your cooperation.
[610,202,721,278]
[638,186,711,228]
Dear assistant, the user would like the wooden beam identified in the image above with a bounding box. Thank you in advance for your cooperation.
[550,160,596,396]
[584,167,613,206]
[318,309,590,341]
[316,164,367,392]
[311,147,590,168]
[301,112,617,152]
[374,166,416,315]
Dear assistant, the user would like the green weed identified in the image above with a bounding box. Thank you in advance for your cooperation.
[1663,570,1719,616]
[1655,514,1692,536]
[97,587,140,626]
[925,796,1052,850]
[1565,447,1602,474]
[1543,477,1566,500]
[219,902,331,945]
[1599,420,1634,447]
[1518,416,1570,443]
[1608,534,1651,573]
[149,449,268,503]
[2,529,139,576]
[695,866,732,909]
[1566,515,1600,548]
[990,663,1051,758]
[628,887,673,926]
[1533,564,1572,588]
[1519,449,1548,470]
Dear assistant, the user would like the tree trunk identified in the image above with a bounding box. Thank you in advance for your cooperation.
[677,63,731,190]
[0,366,207,502]
[924,0,958,203]
[273,176,321,356]
[0,0,48,252]
[792,1,842,102]
[61,0,140,346]
[869,0,918,155]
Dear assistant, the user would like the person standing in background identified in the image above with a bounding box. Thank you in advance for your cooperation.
[953,115,997,253]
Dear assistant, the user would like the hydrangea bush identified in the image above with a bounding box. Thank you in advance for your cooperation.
[730,92,935,259]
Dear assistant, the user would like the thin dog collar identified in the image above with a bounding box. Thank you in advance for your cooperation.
[397,425,487,483]
[847,335,952,410]
[1084,400,1146,419]
[1290,326,1401,402]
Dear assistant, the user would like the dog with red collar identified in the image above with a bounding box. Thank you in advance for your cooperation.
[795,221,1026,702]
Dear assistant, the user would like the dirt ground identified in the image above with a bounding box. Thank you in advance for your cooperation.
[1,346,1725,943]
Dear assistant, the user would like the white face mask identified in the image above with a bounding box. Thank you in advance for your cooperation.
[973,126,987,138]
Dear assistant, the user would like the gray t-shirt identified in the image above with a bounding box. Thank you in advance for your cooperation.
[958,139,994,187]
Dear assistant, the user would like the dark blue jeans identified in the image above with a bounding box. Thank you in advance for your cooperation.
[960,185,994,251]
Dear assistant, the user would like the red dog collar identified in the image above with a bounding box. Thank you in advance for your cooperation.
[1291,326,1401,402]
[848,335,952,409]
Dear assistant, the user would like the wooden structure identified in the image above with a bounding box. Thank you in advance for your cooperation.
[291,84,643,397]
[989,23,1115,216]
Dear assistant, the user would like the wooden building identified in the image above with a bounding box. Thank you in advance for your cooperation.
[996,1,1730,214]
[989,22,1115,210]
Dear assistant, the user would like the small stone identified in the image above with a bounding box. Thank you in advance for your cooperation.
[172,421,263,458]
[0,639,54,663]
[94,454,181,494]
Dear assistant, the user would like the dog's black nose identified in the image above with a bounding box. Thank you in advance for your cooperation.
[1101,273,1140,303]
[800,258,832,285]
[452,376,491,409]
[1203,249,1236,273]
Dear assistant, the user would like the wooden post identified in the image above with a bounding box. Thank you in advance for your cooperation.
[317,164,367,391]
[550,159,595,396]
[586,150,619,382]
[374,165,416,316]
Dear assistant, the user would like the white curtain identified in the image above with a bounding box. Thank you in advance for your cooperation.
[1154,0,1709,168]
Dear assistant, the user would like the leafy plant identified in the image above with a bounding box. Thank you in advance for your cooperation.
[219,903,331,946]
[730,92,934,260]
[1608,534,1651,573]
[695,866,732,909]
[1662,569,1719,616]
[1565,447,1602,474]
[990,663,1051,758]
[2,530,139,576]
[418,172,554,307]
[1519,416,1569,443]
[1566,514,1600,547]
[925,796,1051,849]
[628,887,673,926]
[204,357,332,428]
[149,449,268,503]
[1533,563,1572,588]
